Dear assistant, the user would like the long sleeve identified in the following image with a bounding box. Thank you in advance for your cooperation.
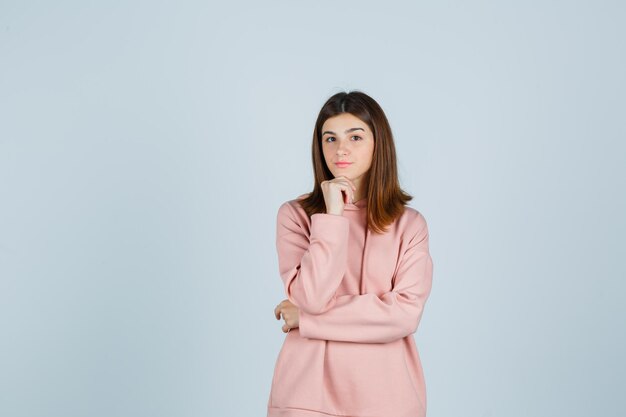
[276,202,350,314]
[298,212,434,344]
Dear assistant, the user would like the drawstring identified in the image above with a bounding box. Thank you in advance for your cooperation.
[360,224,369,295]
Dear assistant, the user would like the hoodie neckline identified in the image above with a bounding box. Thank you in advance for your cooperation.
[344,198,368,210]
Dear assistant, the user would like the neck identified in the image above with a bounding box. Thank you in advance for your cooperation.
[351,173,369,202]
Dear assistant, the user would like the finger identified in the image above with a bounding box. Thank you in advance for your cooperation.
[344,178,357,193]
[346,185,355,204]
[274,305,281,320]
[336,178,356,201]
[337,176,357,191]
[327,180,354,204]
[335,183,353,204]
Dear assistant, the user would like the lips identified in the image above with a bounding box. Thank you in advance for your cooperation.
[335,162,352,167]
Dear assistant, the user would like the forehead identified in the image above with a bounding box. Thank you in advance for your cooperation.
[322,113,370,133]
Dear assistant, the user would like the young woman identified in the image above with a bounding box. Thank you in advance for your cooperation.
[268,91,434,417]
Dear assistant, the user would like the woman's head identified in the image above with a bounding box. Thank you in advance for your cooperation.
[319,112,375,197]
[299,90,413,233]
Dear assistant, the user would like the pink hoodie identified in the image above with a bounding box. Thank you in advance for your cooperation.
[268,194,434,417]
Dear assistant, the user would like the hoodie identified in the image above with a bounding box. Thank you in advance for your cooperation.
[267,194,434,417]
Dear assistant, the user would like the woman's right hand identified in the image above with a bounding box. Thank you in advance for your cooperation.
[321,176,357,216]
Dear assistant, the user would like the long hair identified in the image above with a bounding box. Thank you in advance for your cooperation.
[298,90,413,234]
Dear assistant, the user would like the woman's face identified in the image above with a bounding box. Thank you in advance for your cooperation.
[320,113,375,189]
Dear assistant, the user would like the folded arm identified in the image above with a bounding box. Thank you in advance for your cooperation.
[298,212,434,344]
[276,202,350,315]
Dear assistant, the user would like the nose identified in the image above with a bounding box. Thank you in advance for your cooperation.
[336,140,349,156]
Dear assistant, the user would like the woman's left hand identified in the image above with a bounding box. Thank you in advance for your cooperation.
[274,299,300,333]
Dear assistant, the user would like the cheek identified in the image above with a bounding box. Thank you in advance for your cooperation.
[321,148,334,166]
[361,146,374,162]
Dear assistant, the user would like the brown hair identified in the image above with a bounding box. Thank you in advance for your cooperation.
[298,90,413,234]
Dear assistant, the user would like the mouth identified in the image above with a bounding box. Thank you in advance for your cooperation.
[335,162,353,167]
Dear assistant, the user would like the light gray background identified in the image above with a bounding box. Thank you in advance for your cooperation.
[1,1,624,416]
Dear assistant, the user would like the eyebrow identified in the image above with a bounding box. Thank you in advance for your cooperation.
[321,127,366,136]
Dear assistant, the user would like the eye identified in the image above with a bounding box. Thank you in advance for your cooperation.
[324,136,335,142]
[352,135,362,141]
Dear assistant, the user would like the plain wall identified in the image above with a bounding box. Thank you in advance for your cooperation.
[1,1,624,416]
